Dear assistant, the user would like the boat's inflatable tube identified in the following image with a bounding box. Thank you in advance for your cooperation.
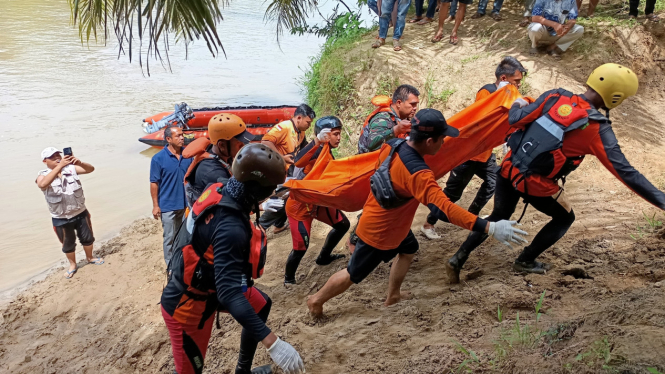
[139,105,297,148]
[284,85,532,212]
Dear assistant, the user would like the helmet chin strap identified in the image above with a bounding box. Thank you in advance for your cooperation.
[605,108,610,119]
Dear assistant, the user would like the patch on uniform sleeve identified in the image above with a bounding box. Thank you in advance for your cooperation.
[557,104,573,117]
[198,189,211,204]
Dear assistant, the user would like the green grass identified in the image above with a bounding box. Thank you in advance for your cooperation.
[519,74,532,97]
[630,211,664,240]
[376,74,400,97]
[301,14,374,118]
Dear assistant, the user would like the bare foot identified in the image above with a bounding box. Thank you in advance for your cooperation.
[64,265,78,279]
[384,291,412,306]
[307,295,323,318]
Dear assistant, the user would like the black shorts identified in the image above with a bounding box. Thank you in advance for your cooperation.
[53,210,95,253]
[441,0,473,5]
[347,231,419,284]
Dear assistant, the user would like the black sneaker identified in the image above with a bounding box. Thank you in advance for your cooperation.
[315,253,345,266]
[513,260,552,274]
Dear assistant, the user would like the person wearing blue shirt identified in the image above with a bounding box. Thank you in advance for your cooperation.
[150,126,192,265]
[527,0,584,59]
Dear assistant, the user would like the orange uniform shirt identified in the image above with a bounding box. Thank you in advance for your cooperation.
[261,119,306,159]
[356,141,487,250]
[285,142,333,221]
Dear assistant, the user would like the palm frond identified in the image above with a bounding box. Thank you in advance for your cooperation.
[68,0,226,74]
[264,0,318,41]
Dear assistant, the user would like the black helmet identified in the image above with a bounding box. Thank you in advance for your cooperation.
[232,144,286,187]
[314,116,343,135]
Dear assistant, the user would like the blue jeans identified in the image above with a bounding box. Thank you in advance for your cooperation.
[450,0,459,17]
[477,0,504,14]
[368,0,379,15]
[379,0,412,40]
[415,0,439,18]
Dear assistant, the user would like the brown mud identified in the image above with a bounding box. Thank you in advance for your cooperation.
[2,3,665,373]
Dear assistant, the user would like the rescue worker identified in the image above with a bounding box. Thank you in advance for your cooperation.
[349,84,421,251]
[161,144,305,374]
[259,104,316,233]
[184,114,255,207]
[284,116,350,284]
[307,109,527,317]
[446,63,665,283]
[421,57,528,239]
[357,84,420,154]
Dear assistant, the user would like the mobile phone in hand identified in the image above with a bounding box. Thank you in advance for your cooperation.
[63,147,73,156]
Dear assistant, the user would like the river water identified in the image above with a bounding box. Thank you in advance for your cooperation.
[0,0,364,295]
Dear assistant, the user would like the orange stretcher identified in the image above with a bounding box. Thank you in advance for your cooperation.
[284,85,531,212]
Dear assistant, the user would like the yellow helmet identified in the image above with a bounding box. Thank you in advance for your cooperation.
[586,63,638,109]
[208,113,254,145]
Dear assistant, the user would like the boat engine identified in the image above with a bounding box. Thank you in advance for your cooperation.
[142,102,194,134]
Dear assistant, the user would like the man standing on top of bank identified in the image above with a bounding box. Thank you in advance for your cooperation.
[150,126,192,265]
[307,109,528,317]
[446,63,665,283]
[260,104,316,234]
[36,147,102,279]
[421,56,527,240]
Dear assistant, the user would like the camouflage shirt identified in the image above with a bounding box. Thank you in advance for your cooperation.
[357,109,399,154]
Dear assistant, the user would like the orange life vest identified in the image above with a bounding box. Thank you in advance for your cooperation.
[359,95,396,137]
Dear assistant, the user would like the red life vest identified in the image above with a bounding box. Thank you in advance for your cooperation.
[168,183,267,300]
[506,89,589,186]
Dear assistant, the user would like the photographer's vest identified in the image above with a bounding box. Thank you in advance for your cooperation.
[39,165,86,219]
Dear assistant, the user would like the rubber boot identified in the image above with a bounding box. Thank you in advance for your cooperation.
[235,364,273,374]
[513,260,552,274]
[446,249,470,284]
[284,250,306,284]
[316,217,349,265]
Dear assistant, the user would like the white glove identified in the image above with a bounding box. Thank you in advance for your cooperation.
[262,198,284,213]
[488,220,529,248]
[317,128,332,143]
[267,337,305,374]
[513,98,529,108]
[498,81,510,89]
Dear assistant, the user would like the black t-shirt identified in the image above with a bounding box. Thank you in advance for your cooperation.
[191,157,231,196]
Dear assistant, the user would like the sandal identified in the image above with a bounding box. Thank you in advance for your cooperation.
[471,12,485,19]
[393,39,403,51]
[64,267,78,279]
[646,13,660,22]
[372,38,385,48]
[88,257,105,265]
[416,17,434,25]
[492,12,502,21]
[431,33,444,43]
[449,34,459,45]
[409,16,423,23]
[529,47,539,56]
[549,48,562,60]
[519,17,530,27]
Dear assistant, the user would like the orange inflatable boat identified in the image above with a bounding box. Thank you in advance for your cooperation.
[139,104,297,148]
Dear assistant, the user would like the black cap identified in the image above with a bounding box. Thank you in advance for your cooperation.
[234,130,255,145]
[411,109,459,138]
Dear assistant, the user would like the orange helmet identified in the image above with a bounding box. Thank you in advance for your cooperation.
[208,113,254,145]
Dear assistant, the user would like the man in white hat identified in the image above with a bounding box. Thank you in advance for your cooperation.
[36,147,102,279]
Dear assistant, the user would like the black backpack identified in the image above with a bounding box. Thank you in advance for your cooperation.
[370,139,411,209]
